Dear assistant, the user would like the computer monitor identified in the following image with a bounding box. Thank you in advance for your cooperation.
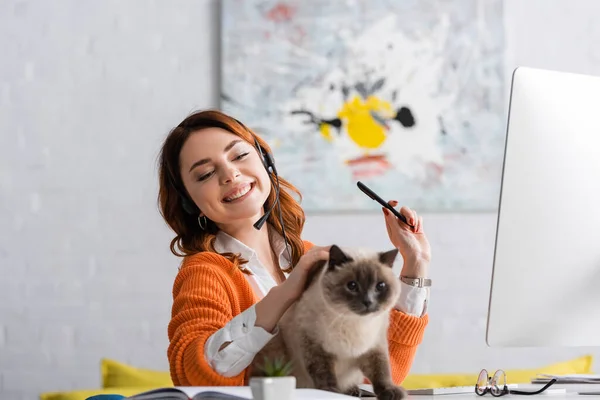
[486,66,600,347]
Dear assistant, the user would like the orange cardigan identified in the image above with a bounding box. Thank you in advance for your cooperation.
[167,241,428,387]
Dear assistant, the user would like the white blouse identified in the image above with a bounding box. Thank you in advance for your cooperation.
[203,228,430,377]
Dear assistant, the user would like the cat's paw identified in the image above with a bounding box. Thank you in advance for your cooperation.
[343,385,362,397]
[377,385,407,400]
[321,386,344,395]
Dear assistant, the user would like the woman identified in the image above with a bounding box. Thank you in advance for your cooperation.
[158,109,431,387]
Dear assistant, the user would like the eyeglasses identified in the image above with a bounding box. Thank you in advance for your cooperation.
[475,369,557,396]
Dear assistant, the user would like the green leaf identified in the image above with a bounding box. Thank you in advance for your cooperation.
[258,355,294,377]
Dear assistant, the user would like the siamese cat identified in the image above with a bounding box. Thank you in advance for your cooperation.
[251,245,406,400]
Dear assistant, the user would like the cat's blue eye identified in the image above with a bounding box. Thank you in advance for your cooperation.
[347,281,358,291]
[375,282,386,291]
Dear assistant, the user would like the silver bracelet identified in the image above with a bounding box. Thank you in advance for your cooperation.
[400,276,432,287]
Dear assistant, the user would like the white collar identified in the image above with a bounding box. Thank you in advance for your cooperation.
[213,225,291,274]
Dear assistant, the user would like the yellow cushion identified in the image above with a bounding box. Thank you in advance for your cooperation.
[39,387,159,400]
[101,358,173,389]
[44,354,588,398]
[402,354,594,389]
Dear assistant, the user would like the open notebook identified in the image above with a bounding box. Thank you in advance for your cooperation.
[124,387,249,400]
[125,386,357,400]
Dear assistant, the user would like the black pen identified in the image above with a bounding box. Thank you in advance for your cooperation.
[357,181,414,228]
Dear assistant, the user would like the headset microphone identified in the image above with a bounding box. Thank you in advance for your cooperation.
[253,197,276,230]
[252,155,280,231]
[251,135,280,231]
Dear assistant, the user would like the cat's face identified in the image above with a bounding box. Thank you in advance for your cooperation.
[321,245,401,316]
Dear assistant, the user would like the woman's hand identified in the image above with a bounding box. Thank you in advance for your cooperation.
[255,245,331,333]
[281,245,331,302]
[383,201,431,278]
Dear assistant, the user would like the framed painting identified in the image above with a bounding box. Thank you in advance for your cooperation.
[221,0,505,212]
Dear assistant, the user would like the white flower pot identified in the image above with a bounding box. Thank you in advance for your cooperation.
[249,376,296,400]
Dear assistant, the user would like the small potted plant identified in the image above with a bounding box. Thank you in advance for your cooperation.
[249,356,296,400]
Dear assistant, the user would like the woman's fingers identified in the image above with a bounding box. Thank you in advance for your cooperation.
[383,199,425,235]
[382,207,394,235]
[316,249,330,261]
[301,246,330,270]
[385,201,421,231]
[416,216,423,233]
[398,206,415,226]
[386,201,414,228]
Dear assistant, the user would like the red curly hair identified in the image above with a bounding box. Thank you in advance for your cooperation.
[157,109,306,272]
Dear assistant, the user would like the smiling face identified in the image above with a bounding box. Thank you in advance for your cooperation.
[178,127,272,229]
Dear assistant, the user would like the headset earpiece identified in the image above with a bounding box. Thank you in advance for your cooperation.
[233,117,277,175]
[181,196,198,215]
[253,136,277,176]
[168,169,199,215]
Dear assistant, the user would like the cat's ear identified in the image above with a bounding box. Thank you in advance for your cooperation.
[328,245,352,270]
[378,248,399,268]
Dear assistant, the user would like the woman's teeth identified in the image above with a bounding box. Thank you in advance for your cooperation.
[224,184,251,202]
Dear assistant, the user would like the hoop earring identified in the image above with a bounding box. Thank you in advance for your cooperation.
[198,215,207,230]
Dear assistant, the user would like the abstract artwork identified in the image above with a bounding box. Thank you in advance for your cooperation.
[221,0,505,212]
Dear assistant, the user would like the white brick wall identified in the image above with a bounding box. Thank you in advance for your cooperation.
[2,0,600,399]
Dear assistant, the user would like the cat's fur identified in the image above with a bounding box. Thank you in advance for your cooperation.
[251,245,407,400]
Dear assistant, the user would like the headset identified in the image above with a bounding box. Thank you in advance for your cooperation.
[174,119,291,262]
[250,135,278,230]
